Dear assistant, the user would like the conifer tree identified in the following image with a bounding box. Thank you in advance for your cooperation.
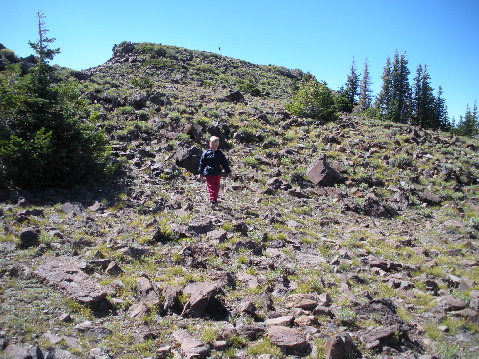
[434,86,450,131]
[458,102,478,137]
[0,12,113,188]
[412,64,435,128]
[376,57,392,118]
[358,58,373,111]
[344,58,359,112]
[390,50,411,124]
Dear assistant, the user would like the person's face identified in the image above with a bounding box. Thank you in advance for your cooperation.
[209,141,219,150]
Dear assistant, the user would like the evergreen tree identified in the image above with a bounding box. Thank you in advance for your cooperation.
[344,58,359,111]
[458,102,479,138]
[412,64,436,128]
[358,58,373,111]
[0,12,113,188]
[434,86,450,131]
[389,50,411,124]
[375,57,392,118]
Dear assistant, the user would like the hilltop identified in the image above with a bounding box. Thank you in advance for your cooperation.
[0,41,478,359]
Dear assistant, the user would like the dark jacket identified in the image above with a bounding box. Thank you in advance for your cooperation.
[198,149,231,176]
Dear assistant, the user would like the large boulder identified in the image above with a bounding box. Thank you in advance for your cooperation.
[306,154,342,187]
[181,281,226,319]
[173,329,210,359]
[33,256,107,304]
[325,333,362,359]
[174,146,203,174]
[266,325,311,356]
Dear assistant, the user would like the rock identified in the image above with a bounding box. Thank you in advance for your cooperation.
[360,324,408,351]
[0,331,9,350]
[236,300,257,315]
[417,191,442,205]
[173,329,210,359]
[128,276,160,318]
[313,305,334,317]
[236,324,265,340]
[267,325,311,356]
[181,281,226,319]
[357,298,403,326]
[33,256,108,304]
[162,285,182,314]
[174,146,203,174]
[294,315,319,327]
[219,90,244,103]
[207,229,227,243]
[438,295,467,312]
[285,293,319,310]
[265,315,295,326]
[19,227,41,249]
[325,333,362,359]
[306,154,342,187]
[89,347,112,359]
[3,344,28,358]
[105,261,123,276]
[362,193,398,218]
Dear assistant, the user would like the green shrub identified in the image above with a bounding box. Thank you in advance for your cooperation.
[117,106,135,115]
[239,81,261,97]
[130,76,153,90]
[390,153,413,169]
[0,63,114,188]
[286,78,337,121]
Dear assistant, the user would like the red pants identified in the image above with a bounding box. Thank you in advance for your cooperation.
[206,174,221,202]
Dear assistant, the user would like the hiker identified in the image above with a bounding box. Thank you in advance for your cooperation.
[197,136,232,207]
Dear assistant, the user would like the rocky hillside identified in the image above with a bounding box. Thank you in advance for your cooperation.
[1,41,479,359]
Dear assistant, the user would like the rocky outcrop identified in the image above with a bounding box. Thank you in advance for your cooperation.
[33,256,107,304]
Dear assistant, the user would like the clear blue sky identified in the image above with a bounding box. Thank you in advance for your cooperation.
[1,0,478,122]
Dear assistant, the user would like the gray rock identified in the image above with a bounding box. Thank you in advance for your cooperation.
[267,325,311,356]
[4,344,28,358]
[173,329,210,359]
[33,256,107,304]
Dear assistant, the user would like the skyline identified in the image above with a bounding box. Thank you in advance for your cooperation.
[1,0,478,122]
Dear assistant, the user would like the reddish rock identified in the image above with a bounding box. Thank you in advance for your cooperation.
[267,325,311,355]
[325,333,362,359]
[33,256,107,304]
[285,293,319,310]
[173,329,210,358]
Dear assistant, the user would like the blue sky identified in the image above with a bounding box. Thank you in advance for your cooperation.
[1,0,478,122]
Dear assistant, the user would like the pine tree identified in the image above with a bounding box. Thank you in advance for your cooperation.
[434,86,450,131]
[456,103,478,138]
[0,12,113,188]
[390,50,411,124]
[344,58,359,112]
[358,58,373,111]
[412,64,435,128]
[375,57,392,118]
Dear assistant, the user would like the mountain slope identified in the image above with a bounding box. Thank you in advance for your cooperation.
[0,41,478,359]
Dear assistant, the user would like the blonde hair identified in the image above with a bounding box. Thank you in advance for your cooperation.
[209,136,220,144]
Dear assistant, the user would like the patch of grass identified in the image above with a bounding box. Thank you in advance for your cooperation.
[247,338,282,358]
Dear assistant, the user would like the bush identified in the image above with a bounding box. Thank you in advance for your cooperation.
[286,78,337,121]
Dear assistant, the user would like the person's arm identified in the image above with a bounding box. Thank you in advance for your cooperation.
[197,152,206,178]
[220,152,232,176]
